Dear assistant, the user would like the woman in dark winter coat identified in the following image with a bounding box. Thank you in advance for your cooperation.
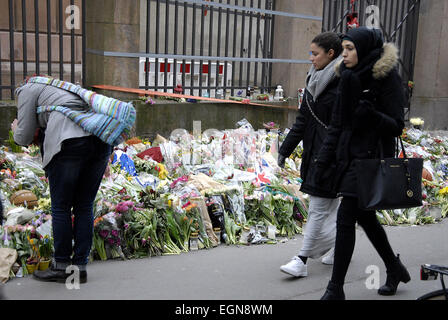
[278,32,343,278]
[316,27,410,300]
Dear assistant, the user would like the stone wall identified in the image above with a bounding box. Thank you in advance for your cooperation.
[0,99,299,143]
[410,0,448,130]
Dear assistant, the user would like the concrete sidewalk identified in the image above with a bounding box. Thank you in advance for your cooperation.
[2,218,448,301]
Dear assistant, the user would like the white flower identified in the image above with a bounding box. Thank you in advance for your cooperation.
[410,117,424,126]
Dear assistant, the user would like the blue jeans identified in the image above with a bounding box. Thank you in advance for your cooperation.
[46,136,112,266]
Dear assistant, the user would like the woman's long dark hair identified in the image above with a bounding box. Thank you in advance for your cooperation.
[312,32,344,58]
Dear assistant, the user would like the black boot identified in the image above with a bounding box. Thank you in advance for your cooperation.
[320,281,345,300]
[33,261,87,283]
[378,254,410,296]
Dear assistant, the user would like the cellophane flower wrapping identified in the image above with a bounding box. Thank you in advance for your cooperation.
[2,119,448,268]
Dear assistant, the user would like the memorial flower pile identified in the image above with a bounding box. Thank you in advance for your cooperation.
[0,119,447,282]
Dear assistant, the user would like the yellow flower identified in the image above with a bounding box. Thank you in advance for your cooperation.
[157,163,168,180]
[439,187,448,196]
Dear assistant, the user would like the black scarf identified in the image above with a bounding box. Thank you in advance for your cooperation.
[337,47,383,128]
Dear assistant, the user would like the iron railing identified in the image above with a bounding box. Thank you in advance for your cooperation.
[322,0,421,119]
[7,1,413,102]
[140,0,277,97]
[0,0,84,100]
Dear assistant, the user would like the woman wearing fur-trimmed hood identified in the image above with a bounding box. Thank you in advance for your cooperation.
[315,27,409,300]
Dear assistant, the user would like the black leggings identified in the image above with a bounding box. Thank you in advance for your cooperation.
[330,197,397,286]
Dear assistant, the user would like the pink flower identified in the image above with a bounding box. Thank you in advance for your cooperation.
[115,203,129,213]
[252,181,261,188]
[99,230,109,239]
[115,201,135,213]
[170,176,189,189]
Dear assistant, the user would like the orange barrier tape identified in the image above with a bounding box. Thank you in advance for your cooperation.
[91,84,296,109]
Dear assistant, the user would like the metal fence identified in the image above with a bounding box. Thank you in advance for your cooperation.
[1,0,421,103]
[140,0,277,97]
[322,0,421,118]
[0,0,84,100]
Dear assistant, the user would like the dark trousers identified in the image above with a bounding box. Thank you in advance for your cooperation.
[330,196,397,286]
[46,136,112,266]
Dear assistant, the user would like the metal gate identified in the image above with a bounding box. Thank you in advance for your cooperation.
[140,0,277,97]
[322,0,421,120]
[0,0,85,100]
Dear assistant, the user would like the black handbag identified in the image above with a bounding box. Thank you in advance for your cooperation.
[355,137,423,210]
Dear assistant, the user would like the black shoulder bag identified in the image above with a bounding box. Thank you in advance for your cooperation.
[355,137,423,210]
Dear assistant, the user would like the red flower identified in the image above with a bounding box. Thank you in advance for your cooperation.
[182,201,192,209]
[118,187,127,194]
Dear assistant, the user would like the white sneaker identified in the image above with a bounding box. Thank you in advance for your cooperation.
[321,248,335,265]
[280,256,308,277]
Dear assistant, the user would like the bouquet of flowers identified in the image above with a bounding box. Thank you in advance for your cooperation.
[185,200,212,249]
[38,235,53,261]
[93,212,125,260]
[122,208,164,258]
[164,207,188,252]
[223,210,241,245]
[263,121,280,131]
[410,117,424,129]
[2,225,34,275]
[7,130,23,153]
[438,186,448,219]
[272,194,301,237]
[155,208,182,255]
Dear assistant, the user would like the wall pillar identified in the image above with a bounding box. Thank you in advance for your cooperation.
[85,0,140,100]
[271,0,323,99]
[410,0,448,130]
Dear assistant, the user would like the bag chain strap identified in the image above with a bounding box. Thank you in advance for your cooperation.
[304,93,328,130]
[398,136,413,197]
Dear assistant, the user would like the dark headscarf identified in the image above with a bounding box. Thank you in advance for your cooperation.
[343,27,384,63]
[337,28,385,128]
